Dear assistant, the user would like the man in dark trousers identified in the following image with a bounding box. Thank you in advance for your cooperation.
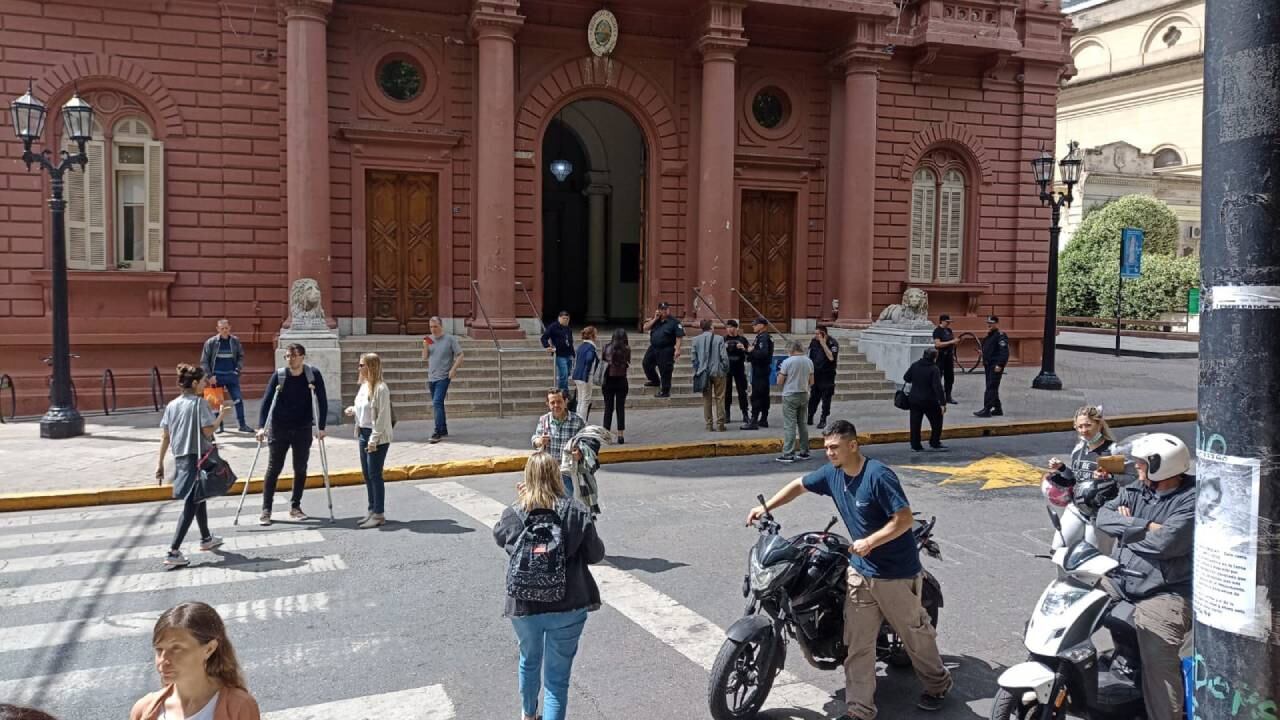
[931,314,960,405]
[255,343,327,525]
[741,317,774,430]
[807,324,839,430]
[974,315,1008,418]
[723,319,751,424]
[641,302,684,398]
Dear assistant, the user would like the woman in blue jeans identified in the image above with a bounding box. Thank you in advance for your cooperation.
[494,452,605,720]
[345,352,393,529]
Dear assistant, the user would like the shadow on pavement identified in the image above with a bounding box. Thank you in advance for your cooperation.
[605,554,689,574]
[373,518,476,535]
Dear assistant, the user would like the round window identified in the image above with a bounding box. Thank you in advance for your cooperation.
[751,88,790,130]
[377,58,423,102]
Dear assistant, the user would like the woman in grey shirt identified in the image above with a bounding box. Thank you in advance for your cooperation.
[156,364,230,568]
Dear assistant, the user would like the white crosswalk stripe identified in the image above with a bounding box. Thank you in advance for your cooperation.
[0,591,330,653]
[0,529,323,574]
[0,513,247,550]
[0,498,244,529]
[263,685,455,720]
[418,481,835,714]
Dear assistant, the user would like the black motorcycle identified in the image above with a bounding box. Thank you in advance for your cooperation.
[707,495,944,720]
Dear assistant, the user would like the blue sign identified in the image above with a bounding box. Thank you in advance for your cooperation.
[1121,227,1144,279]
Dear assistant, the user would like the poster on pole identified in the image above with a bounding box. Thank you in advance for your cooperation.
[1193,451,1266,639]
[1121,228,1144,279]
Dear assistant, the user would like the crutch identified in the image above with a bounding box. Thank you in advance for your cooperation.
[310,384,336,523]
[232,438,265,525]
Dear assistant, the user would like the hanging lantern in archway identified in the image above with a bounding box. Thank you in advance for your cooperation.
[549,109,573,182]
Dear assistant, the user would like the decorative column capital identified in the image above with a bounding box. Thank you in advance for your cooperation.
[279,0,332,23]
[696,1,748,60]
[834,16,891,74]
[470,0,524,41]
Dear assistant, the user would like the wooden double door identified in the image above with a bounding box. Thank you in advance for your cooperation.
[738,190,795,329]
[366,171,438,335]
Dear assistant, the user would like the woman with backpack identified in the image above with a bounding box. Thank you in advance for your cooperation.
[155,364,229,568]
[494,452,605,720]
[570,326,599,422]
[345,352,393,529]
[600,328,630,444]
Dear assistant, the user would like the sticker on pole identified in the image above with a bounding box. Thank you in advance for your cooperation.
[1120,228,1143,279]
[1205,285,1280,311]
[1192,451,1268,639]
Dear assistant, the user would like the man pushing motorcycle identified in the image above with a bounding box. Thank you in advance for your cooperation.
[746,419,952,719]
[1095,433,1195,720]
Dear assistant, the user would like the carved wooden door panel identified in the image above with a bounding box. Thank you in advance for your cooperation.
[738,190,794,330]
[366,171,437,335]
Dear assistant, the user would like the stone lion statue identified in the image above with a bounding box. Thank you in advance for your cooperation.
[876,287,931,326]
[288,278,328,331]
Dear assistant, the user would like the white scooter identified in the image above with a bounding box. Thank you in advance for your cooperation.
[989,508,1149,720]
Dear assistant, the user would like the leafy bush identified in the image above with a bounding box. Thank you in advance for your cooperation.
[1083,254,1201,320]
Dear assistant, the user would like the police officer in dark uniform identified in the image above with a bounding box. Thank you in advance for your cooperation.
[741,317,774,430]
[932,314,960,404]
[974,314,1009,417]
[642,301,685,398]
[723,319,751,423]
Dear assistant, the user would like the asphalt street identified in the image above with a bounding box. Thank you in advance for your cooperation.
[0,421,1195,720]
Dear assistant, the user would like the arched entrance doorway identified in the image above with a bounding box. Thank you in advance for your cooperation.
[540,99,646,327]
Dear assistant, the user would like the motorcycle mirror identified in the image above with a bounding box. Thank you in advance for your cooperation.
[756,494,773,520]
[823,516,838,533]
[1046,506,1066,547]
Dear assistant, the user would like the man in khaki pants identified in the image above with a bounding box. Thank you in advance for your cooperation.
[747,419,952,719]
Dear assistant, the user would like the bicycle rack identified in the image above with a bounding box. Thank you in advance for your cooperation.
[0,375,13,424]
[150,366,164,411]
[101,369,118,415]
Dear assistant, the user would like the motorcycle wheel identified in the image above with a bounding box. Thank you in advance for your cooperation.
[707,634,780,720]
[988,688,1050,720]
[886,603,940,668]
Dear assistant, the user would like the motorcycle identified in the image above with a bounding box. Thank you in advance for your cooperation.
[707,494,944,720]
[990,507,1149,720]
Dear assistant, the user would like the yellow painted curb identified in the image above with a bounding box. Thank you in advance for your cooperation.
[0,409,1197,513]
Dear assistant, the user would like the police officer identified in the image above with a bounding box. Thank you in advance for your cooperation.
[806,324,839,429]
[724,319,751,424]
[642,301,684,398]
[932,314,960,405]
[741,317,774,430]
[974,315,1008,417]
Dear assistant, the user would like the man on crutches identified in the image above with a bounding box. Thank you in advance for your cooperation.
[253,343,328,526]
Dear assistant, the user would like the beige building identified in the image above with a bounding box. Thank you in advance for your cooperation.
[1056,0,1203,255]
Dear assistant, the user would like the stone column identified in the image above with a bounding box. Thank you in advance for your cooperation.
[834,36,889,327]
[283,0,333,326]
[823,72,845,322]
[694,2,747,322]
[470,0,524,337]
[585,172,611,323]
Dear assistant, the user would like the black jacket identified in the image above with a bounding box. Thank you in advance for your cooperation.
[725,335,750,365]
[748,332,774,369]
[540,323,575,358]
[1096,478,1196,600]
[981,329,1010,368]
[903,358,945,407]
[809,337,839,382]
[494,497,605,617]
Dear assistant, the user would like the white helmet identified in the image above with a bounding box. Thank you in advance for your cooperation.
[1113,433,1191,482]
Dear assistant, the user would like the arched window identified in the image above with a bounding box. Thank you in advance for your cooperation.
[1153,148,1183,168]
[909,161,967,284]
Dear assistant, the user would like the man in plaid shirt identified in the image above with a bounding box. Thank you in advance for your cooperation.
[531,388,585,496]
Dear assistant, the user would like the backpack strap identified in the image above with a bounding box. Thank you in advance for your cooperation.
[303,363,315,388]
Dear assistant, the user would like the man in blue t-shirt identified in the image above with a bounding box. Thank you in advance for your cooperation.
[746,419,952,719]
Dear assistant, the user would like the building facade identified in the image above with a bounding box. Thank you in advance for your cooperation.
[0,0,1072,414]
[1057,0,1203,250]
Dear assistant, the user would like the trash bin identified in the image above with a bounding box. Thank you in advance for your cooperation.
[1188,287,1201,315]
[768,354,787,386]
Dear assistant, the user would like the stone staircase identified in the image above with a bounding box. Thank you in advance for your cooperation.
[339,334,896,420]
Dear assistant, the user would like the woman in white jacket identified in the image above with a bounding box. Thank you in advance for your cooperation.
[345,352,393,528]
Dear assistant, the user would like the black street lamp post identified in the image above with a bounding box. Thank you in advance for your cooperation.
[1029,140,1081,391]
[10,81,95,438]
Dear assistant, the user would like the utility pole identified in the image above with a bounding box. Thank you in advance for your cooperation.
[1194,0,1280,716]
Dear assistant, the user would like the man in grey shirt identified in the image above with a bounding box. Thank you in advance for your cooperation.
[421,316,464,443]
[775,339,815,463]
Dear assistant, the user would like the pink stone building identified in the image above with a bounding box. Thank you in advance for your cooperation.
[0,0,1074,415]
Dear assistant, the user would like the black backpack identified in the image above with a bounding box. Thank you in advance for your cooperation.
[506,503,569,603]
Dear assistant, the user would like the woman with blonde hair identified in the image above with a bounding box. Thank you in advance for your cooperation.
[130,601,260,720]
[494,452,605,720]
[344,352,393,528]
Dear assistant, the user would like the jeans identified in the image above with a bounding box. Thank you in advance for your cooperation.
[215,373,246,428]
[428,378,451,436]
[554,356,572,392]
[510,608,588,720]
[561,473,575,498]
[782,392,809,455]
[262,426,312,512]
[602,376,628,432]
[358,427,389,514]
[909,402,944,449]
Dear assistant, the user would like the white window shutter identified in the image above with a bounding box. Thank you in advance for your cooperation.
[84,140,108,270]
[143,141,165,271]
[64,141,90,269]
[938,170,965,283]
[909,169,936,283]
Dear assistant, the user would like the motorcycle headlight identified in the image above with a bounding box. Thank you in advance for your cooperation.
[1039,584,1091,616]
[749,552,788,593]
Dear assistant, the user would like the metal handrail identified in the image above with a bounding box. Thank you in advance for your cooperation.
[0,374,13,424]
[730,287,790,343]
[690,287,729,327]
[149,366,163,411]
[470,280,510,418]
[101,368,118,415]
[515,281,558,388]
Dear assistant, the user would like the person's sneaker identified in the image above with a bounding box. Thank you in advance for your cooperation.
[775,453,796,464]
[973,409,992,418]
[740,422,758,431]
[429,433,443,444]
[258,511,272,526]
[163,551,189,568]
[198,536,224,551]
[796,452,811,461]
[237,425,253,433]
[917,692,946,711]
[290,507,309,521]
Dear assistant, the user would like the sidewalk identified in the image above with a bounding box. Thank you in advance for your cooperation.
[1057,330,1199,359]
[0,349,1196,498]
